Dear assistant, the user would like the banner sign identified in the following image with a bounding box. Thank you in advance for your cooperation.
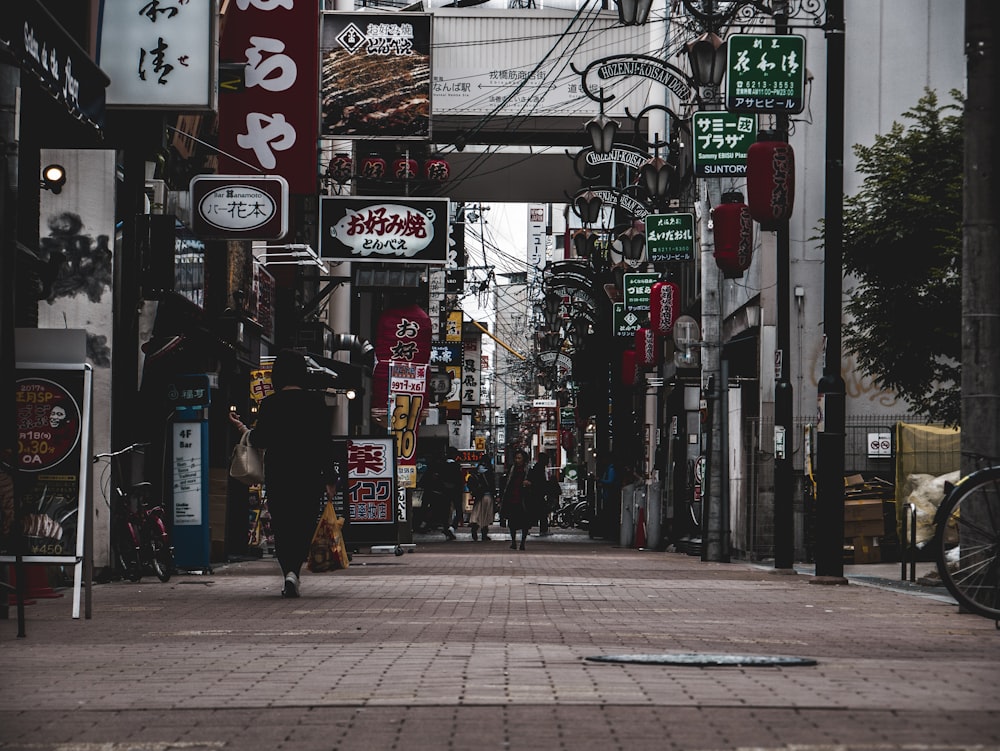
[217,0,319,194]
[190,175,289,240]
[726,34,806,114]
[319,196,450,263]
[98,0,215,110]
[645,213,695,263]
[389,361,426,489]
[320,13,432,139]
[623,272,661,311]
[461,337,481,407]
[3,367,91,564]
[346,437,396,524]
[691,112,756,176]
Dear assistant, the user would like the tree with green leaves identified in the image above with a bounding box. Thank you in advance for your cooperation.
[838,89,963,425]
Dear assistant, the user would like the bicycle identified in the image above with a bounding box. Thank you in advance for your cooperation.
[553,497,590,530]
[94,443,174,583]
[933,453,1000,623]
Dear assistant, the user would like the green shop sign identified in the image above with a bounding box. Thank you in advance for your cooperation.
[691,112,756,177]
[645,213,695,262]
[726,34,806,114]
[613,302,642,338]
[623,272,661,312]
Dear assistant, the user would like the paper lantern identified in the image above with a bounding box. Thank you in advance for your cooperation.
[327,153,353,184]
[747,135,795,230]
[393,156,418,180]
[371,304,432,405]
[423,157,450,182]
[634,327,661,368]
[649,281,680,336]
[361,153,387,180]
[713,191,754,279]
[621,349,639,386]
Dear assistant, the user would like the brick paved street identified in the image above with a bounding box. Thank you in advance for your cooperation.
[2,532,998,751]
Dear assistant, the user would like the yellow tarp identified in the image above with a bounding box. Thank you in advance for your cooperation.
[894,422,960,539]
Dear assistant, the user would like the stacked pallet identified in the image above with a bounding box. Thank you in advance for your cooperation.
[843,475,894,563]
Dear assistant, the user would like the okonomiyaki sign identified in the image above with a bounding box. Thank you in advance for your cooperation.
[319,196,450,263]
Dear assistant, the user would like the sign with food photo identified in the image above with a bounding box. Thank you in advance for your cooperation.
[320,13,432,139]
[319,196,450,264]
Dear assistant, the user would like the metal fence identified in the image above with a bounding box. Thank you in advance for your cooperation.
[734,414,922,561]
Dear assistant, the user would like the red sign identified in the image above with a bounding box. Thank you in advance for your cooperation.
[217,0,319,195]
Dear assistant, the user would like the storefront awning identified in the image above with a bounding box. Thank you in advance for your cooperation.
[0,0,109,134]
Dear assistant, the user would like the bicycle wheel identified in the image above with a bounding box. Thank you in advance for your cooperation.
[934,466,1000,620]
[149,533,173,583]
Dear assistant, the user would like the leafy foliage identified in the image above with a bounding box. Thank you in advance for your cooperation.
[838,90,963,424]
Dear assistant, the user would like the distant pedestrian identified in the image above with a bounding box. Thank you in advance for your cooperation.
[525,452,552,536]
[423,445,464,540]
[228,349,337,598]
[501,449,530,550]
[467,456,495,541]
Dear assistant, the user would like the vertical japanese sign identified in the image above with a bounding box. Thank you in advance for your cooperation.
[5,369,90,560]
[691,112,756,176]
[388,361,427,488]
[98,0,215,109]
[461,337,481,408]
[428,341,462,418]
[726,34,806,115]
[345,438,396,524]
[217,0,319,194]
[320,13,432,139]
[528,204,547,270]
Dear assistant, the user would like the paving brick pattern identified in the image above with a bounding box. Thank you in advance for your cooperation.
[2,533,998,751]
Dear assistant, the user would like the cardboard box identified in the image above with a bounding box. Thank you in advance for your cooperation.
[845,518,885,538]
[844,499,884,522]
[850,536,881,564]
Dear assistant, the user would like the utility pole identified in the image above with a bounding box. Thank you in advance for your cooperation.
[962,0,1000,465]
[773,0,795,570]
[813,0,847,581]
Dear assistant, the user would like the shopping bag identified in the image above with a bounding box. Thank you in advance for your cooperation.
[229,431,264,485]
[308,501,350,572]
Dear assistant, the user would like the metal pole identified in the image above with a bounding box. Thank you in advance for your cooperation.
[773,1,794,570]
[814,0,847,581]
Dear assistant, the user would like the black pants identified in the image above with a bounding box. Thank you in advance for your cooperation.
[267,481,320,578]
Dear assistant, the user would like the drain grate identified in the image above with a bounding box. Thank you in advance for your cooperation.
[585,653,817,667]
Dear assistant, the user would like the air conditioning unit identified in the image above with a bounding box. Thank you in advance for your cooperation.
[144,179,167,215]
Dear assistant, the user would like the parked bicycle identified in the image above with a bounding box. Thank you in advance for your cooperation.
[933,453,1000,623]
[553,496,590,530]
[94,443,174,583]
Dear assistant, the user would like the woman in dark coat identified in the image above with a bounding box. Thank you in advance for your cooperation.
[229,350,337,598]
[500,449,530,550]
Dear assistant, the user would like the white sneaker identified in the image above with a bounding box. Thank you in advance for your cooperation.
[282,571,299,598]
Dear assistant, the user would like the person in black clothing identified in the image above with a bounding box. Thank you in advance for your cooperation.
[501,449,531,549]
[525,452,552,536]
[423,445,464,540]
[229,350,337,598]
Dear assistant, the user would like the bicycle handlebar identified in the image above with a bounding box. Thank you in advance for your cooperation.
[93,442,151,463]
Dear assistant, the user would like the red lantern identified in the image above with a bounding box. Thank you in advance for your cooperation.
[361,153,387,180]
[634,327,660,368]
[649,281,680,336]
[621,349,638,386]
[747,134,795,230]
[713,191,754,279]
[327,153,353,184]
[423,157,450,182]
[393,156,418,180]
[371,303,432,408]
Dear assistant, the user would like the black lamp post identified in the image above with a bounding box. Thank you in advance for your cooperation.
[686,32,727,102]
[574,189,604,225]
[638,153,674,203]
[585,97,620,156]
[614,0,654,25]
[617,225,646,264]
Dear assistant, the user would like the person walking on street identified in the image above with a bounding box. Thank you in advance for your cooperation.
[501,449,530,550]
[424,446,464,540]
[526,452,553,536]
[228,349,337,598]
[467,456,495,541]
